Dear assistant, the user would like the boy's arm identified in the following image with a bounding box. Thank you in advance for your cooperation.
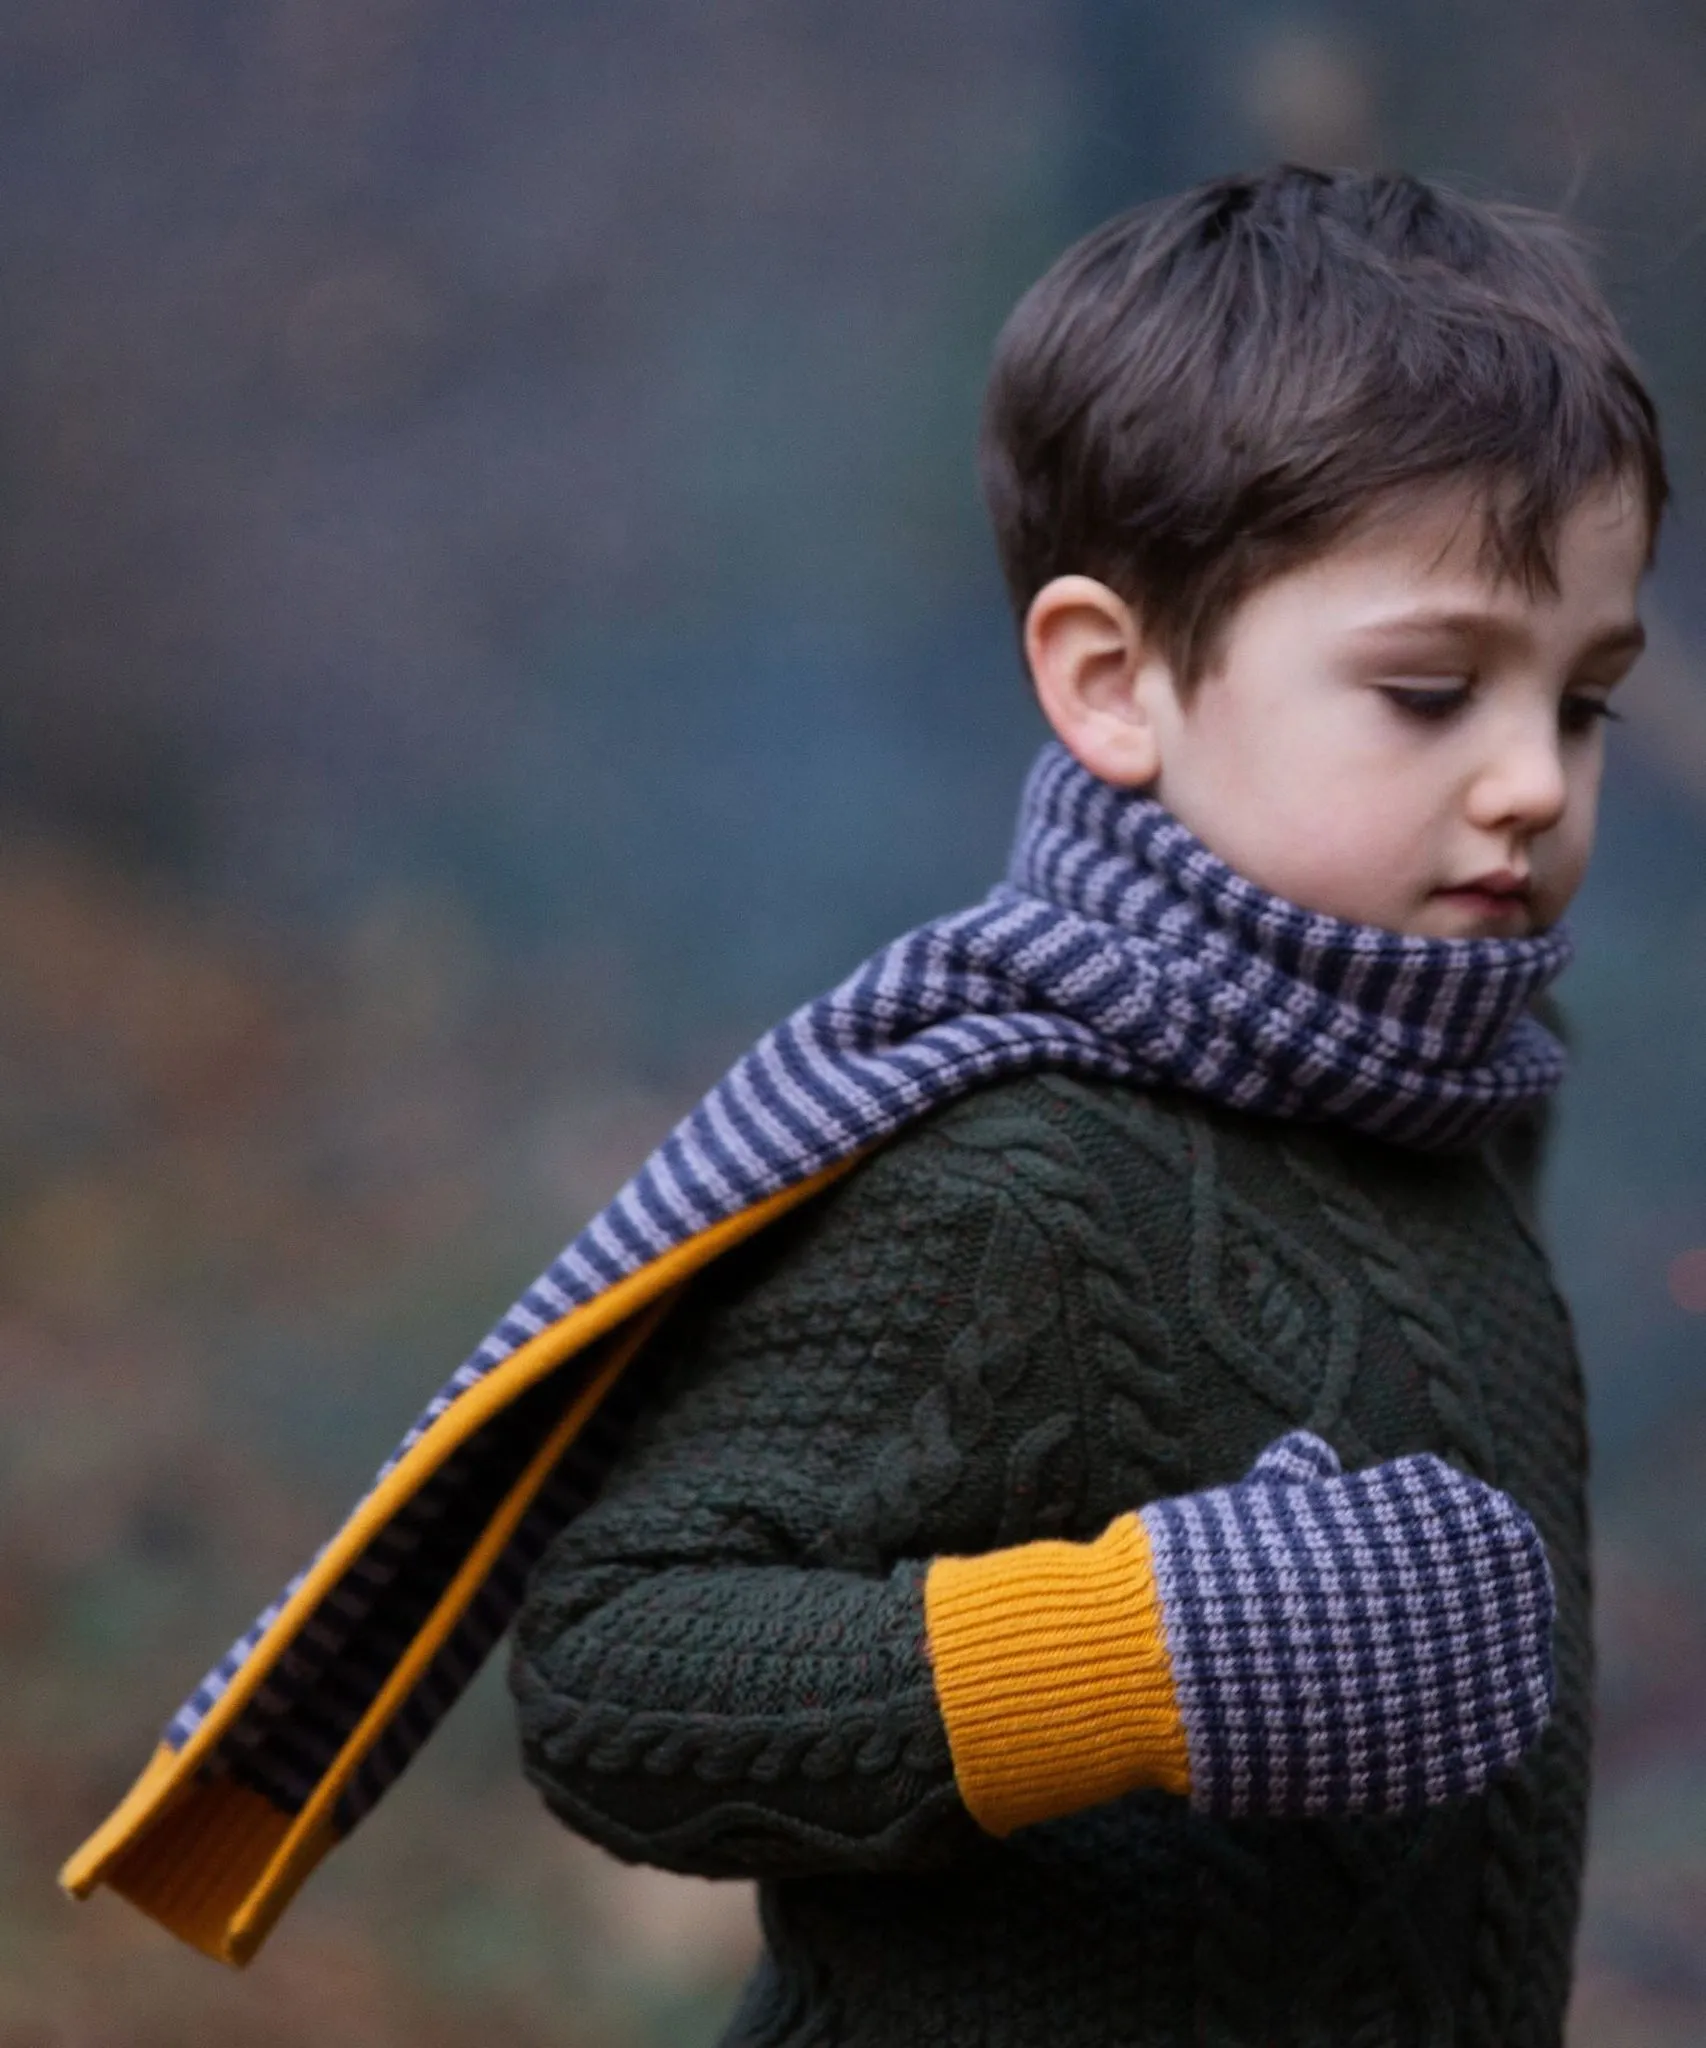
[511,1128,1079,1879]
[512,1105,1553,1878]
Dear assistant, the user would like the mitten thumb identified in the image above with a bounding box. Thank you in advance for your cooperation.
[1237,1428,1342,1487]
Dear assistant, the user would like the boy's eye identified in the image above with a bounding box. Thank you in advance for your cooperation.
[1560,694,1623,737]
[1377,682,1626,735]
[1379,683,1470,722]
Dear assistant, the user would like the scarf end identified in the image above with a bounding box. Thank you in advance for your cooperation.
[59,1157,867,1967]
[60,1746,331,1967]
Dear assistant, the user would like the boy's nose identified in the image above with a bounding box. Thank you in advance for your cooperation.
[1465,720,1570,836]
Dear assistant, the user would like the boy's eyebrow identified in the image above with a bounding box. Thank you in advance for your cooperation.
[1346,607,1648,663]
[1578,619,1648,663]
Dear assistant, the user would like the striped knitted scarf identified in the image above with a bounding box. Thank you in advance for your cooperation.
[63,741,1570,1963]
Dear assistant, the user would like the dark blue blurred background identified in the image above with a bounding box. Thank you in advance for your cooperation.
[3,5,1703,2043]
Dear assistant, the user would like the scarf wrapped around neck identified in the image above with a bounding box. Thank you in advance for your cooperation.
[62,741,1571,1962]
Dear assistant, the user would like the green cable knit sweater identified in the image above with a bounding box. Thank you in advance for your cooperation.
[511,1072,1590,2046]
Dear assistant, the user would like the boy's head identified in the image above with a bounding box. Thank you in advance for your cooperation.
[984,166,1666,938]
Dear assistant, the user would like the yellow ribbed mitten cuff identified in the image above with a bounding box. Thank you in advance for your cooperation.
[923,1510,1189,1836]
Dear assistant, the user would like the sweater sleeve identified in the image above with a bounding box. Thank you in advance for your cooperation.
[510,1106,1191,1879]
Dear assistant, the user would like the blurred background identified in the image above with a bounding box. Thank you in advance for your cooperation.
[2,2,1704,2042]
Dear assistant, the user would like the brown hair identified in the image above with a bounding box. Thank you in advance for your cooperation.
[980,166,1668,686]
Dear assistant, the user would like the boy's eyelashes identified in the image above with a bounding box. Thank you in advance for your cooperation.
[1378,682,1471,721]
[1376,681,1624,733]
[1560,695,1623,734]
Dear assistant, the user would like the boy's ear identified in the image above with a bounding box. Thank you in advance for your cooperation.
[1024,575,1175,787]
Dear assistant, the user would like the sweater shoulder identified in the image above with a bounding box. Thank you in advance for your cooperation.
[847,1069,1191,1216]
[689,1071,1184,1341]
[575,1072,1197,1567]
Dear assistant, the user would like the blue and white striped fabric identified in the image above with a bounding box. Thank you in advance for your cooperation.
[407,739,1570,1436]
[164,742,1571,1826]
[1142,1431,1557,1816]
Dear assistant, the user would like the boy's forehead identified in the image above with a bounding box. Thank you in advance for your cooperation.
[1301,477,1650,627]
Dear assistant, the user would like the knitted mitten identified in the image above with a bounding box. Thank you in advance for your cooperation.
[924,1431,1555,1834]
[1140,1430,1555,1817]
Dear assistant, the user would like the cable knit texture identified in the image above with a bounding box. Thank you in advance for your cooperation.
[512,1073,1590,2047]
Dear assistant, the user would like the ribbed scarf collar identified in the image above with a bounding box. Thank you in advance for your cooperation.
[1006,739,1572,1144]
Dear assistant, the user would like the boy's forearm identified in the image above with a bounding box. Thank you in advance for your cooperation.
[512,1552,983,1879]
[511,1529,1190,1879]
[515,1442,1553,1879]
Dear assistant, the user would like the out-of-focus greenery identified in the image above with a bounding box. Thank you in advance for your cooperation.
[2,4,1703,2043]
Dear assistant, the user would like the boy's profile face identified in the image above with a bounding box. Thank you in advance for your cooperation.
[1028,476,1650,937]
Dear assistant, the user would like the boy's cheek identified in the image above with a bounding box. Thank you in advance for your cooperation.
[1210,804,1434,931]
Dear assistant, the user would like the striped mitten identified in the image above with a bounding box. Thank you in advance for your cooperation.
[924,1431,1555,1835]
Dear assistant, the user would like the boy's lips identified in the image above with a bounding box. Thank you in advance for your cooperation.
[1447,868,1532,898]
[1432,872,1534,924]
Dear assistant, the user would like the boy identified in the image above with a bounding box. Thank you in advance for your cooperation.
[508,170,1660,2043]
[64,167,1662,2044]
